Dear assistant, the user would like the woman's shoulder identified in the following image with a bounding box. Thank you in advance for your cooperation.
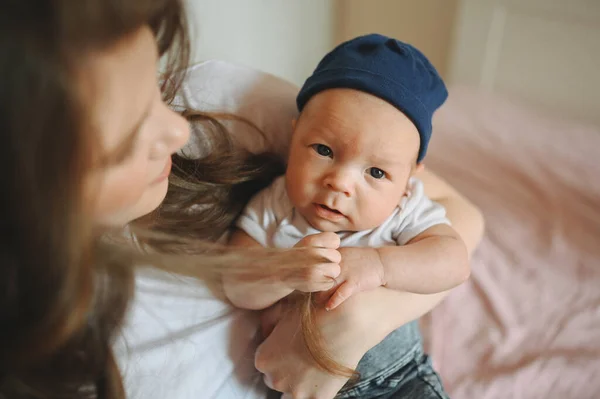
[176,60,300,158]
[114,269,267,398]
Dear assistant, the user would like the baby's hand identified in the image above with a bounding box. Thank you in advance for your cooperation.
[289,232,342,293]
[326,247,386,311]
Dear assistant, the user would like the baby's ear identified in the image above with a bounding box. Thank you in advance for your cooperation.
[412,162,425,176]
[291,118,297,132]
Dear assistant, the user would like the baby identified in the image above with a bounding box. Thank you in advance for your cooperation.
[226,34,468,398]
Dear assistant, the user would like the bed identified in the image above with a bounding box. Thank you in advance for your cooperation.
[423,86,600,398]
[423,1,600,396]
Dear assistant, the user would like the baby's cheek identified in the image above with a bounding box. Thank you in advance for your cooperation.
[286,165,312,203]
[357,196,398,229]
[286,180,308,209]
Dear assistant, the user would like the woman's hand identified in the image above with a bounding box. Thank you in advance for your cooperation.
[256,286,450,398]
[291,232,342,293]
[256,294,377,399]
[224,230,341,310]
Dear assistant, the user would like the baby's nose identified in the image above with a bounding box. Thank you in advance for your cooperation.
[325,171,353,197]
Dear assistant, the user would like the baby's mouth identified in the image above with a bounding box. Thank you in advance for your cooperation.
[319,204,342,214]
[314,203,346,220]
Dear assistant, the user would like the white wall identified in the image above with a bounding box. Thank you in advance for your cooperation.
[185,0,335,85]
[448,0,600,125]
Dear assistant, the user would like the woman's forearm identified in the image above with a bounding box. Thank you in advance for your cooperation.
[326,287,449,348]
[418,168,485,254]
[436,195,484,255]
[225,229,294,309]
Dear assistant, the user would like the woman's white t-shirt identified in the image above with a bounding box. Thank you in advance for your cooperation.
[115,61,299,398]
[114,271,267,399]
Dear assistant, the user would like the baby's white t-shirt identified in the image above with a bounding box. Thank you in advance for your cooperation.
[237,175,449,249]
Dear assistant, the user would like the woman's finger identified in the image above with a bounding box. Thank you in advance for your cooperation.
[294,262,340,292]
[312,248,341,264]
[295,277,336,293]
[318,262,341,279]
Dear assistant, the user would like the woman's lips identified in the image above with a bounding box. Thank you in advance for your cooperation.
[152,157,172,184]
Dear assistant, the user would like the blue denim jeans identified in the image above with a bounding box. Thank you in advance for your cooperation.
[335,344,448,399]
[335,321,449,399]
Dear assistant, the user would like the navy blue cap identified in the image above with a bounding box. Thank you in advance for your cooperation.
[297,34,448,162]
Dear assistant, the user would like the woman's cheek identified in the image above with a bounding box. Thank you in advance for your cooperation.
[91,160,150,222]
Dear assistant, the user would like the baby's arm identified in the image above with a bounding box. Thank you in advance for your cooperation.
[326,226,468,310]
[224,230,342,310]
[327,178,470,310]
[376,223,469,292]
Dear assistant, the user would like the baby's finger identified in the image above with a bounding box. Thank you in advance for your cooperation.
[296,232,340,249]
[326,280,357,311]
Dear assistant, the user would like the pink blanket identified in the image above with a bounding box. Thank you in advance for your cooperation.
[424,87,600,398]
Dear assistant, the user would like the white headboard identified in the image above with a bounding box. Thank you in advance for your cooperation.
[448,0,600,126]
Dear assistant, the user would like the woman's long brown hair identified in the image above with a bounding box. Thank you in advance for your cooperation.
[0,1,352,397]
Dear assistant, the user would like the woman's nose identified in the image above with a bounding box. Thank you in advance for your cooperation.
[150,106,190,159]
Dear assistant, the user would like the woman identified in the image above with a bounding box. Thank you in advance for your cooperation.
[0,1,484,398]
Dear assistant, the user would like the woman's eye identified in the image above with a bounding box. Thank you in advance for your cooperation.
[368,167,386,179]
[312,144,333,157]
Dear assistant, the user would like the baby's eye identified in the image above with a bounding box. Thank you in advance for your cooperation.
[368,167,386,179]
[311,144,333,158]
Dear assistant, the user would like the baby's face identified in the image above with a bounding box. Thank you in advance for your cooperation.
[286,88,420,232]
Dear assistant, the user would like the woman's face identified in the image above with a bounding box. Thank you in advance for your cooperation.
[81,26,190,226]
